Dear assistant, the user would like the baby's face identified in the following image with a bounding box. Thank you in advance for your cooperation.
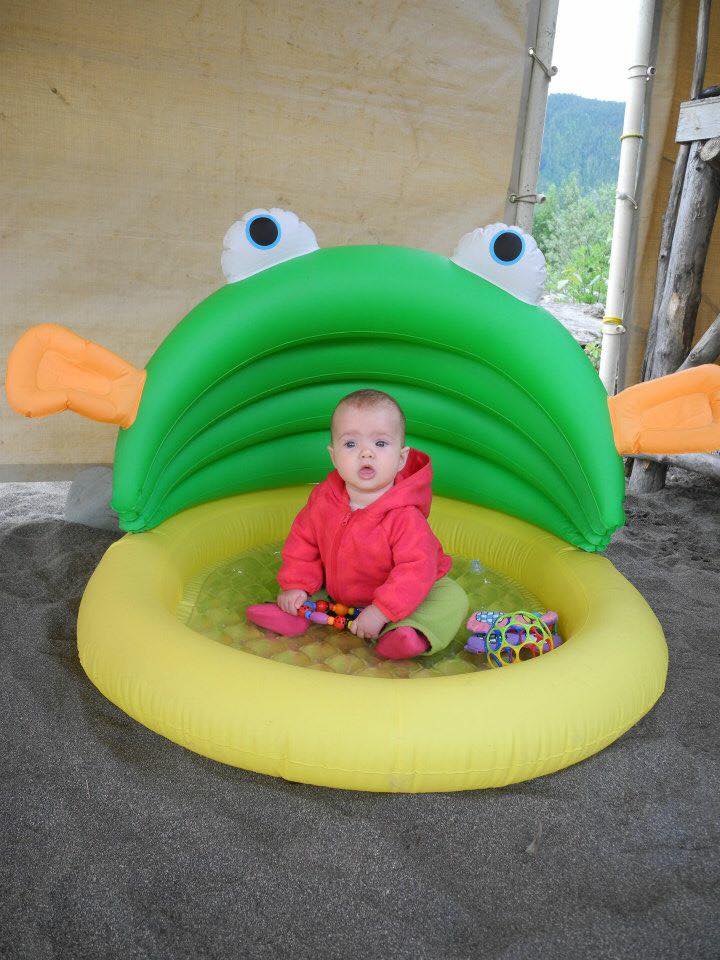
[329,403,409,501]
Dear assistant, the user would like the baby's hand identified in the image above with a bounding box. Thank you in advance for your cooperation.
[349,604,390,641]
[277,589,308,615]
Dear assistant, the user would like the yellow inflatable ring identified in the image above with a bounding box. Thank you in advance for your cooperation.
[78,488,668,792]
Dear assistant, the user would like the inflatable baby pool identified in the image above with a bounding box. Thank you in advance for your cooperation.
[7,209,720,792]
[78,486,666,792]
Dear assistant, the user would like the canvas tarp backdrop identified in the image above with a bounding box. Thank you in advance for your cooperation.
[3,0,718,476]
[1,0,536,476]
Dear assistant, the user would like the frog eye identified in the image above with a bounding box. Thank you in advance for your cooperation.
[221,208,319,283]
[451,222,546,305]
[489,229,524,264]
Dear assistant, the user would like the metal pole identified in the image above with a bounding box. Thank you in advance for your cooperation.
[598,0,658,394]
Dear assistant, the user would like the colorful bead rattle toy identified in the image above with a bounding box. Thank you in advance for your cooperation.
[297,599,363,631]
[465,609,563,668]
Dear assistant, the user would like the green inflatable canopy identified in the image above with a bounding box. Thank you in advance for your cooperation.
[111,245,625,550]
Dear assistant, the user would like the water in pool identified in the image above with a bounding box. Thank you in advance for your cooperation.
[177,541,543,679]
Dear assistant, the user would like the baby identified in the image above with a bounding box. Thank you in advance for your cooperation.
[249,389,468,660]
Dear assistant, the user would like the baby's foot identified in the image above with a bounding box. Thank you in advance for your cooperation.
[375,627,430,660]
[246,603,309,637]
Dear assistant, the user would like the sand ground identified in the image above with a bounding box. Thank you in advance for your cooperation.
[1,473,718,960]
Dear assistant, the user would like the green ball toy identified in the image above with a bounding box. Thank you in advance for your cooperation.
[485,611,556,669]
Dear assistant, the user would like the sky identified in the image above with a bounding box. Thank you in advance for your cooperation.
[552,0,644,102]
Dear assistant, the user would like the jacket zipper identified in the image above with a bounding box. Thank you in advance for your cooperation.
[328,511,352,594]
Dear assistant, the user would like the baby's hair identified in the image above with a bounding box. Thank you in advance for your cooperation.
[331,389,406,443]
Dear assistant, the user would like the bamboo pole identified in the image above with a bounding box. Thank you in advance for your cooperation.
[598,0,658,393]
[616,6,663,393]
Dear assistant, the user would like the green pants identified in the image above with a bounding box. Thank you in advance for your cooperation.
[311,576,469,657]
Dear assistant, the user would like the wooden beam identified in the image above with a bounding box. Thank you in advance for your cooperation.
[641,0,713,382]
[630,0,713,495]
[647,138,720,380]
[676,94,720,142]
[641,144,690,379]
[630,138,720,493]
[690,1,713,101]
[631,453,720,481]
[678,312,720,370]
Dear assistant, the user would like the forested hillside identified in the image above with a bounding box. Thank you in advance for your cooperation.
[533,93,624,319]
[539,93,624,192]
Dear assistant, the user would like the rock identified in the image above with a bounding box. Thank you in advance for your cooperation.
[64,466,120,532]
[539,295,604,346]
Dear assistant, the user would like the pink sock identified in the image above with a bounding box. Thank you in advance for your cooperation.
[246,603,309,637]
[375,627,430,660]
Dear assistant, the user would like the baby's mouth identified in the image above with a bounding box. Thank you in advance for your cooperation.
[358,465,376,480]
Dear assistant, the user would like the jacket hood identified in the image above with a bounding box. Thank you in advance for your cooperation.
[326,448,433,518]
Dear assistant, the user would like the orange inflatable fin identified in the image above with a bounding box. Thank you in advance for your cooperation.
[5,323,146,429]
[609,364,720,455]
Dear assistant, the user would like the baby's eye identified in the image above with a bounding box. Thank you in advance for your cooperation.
[451,222,546,305]
[375,440,388,448]
[221,208,319,284]
[344,440,356,449]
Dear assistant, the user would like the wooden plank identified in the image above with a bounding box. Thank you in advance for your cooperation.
[676,95,720,142]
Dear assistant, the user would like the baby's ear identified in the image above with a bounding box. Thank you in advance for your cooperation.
[399,446,410,470]
[327,443,336,466]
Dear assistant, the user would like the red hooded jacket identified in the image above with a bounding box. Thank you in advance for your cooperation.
[277,449,452,622]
